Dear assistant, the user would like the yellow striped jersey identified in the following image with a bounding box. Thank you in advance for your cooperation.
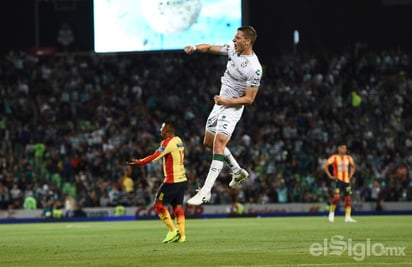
[138,136,187,183]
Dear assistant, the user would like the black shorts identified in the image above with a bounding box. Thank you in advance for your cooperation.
[333,179,352,197]
[155,181,188,206]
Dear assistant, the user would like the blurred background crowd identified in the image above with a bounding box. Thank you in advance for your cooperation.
[0,44,411,215]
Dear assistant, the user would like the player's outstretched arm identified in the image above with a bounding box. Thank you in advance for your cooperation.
[126,159,140,166]
[184,44,223,54]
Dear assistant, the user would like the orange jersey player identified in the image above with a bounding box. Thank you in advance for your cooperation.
[322,144,357,223]
[135,134,186,184]
[127,120,187,243]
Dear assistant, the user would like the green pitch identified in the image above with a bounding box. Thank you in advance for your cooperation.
[0,215,411,266]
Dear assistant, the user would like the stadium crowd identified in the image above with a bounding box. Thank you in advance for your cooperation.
[0,44,411,214]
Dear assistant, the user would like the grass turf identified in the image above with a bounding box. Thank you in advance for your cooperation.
[0,215,411,267]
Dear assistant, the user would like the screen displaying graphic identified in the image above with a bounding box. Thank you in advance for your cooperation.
[93,0,242,53]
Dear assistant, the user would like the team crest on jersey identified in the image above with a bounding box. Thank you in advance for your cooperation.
[252,77,260,86]
[241,61,248,68]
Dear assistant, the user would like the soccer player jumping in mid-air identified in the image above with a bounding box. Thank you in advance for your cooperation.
[184,26,263,205]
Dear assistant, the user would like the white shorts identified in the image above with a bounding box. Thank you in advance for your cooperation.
[205,104,244,138]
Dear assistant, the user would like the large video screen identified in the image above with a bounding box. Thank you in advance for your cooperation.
[93,0,243,53]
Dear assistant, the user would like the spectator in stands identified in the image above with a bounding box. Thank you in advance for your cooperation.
[119,166,134,205]
[9,183,23,208]
[64,194,75,217]
[23,192,37,210]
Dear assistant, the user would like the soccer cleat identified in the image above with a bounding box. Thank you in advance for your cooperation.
[229,169,249,188]
[345,217,357,223]
[175,235,186,243]
[162,230,180,243]
[328,213,334,223]
[187,190,211,206]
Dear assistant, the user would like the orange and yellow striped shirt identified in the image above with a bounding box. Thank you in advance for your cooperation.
[138,136,187,184]
[326,154,355,183]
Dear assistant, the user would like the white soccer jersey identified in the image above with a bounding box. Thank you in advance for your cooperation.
[219,45,262,99]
